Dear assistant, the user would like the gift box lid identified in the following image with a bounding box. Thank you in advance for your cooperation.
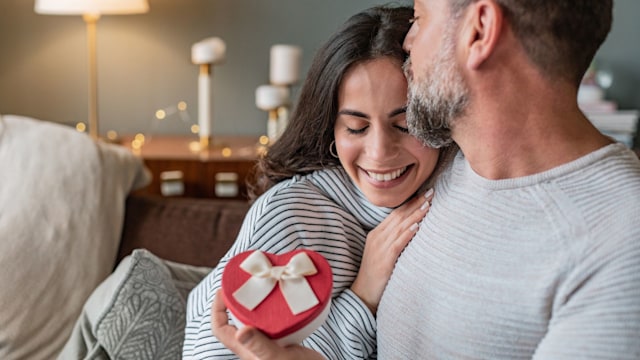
[221,249,333,339]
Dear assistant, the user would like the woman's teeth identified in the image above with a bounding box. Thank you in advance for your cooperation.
[366,166,408,182]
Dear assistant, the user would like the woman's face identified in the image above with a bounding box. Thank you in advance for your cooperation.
[334,57,440,208]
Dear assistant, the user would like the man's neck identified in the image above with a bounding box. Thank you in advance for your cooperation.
[453,84,612,180]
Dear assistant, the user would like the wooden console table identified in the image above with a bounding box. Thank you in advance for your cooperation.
[121,135,264,200]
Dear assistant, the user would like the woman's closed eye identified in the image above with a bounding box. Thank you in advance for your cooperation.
[390,107,409,133]
[338,107,408,135]
[395,124,409,133]
[346,124,408,135]
[346,126,368,135]
[338,109,369,134]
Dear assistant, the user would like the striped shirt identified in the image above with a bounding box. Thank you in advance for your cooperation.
[183,167,391,359]
[378,143,640,359]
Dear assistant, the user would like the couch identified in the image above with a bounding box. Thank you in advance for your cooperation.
[117,194,249,268]
[56,195,251,360]
[0,114,250,359]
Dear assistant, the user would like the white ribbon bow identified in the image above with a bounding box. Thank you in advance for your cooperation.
[233,251,320,315]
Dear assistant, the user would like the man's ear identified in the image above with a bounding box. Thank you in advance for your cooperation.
[460,0,503,70]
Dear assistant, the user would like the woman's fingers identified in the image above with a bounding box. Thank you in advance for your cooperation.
[212,290,231,336]
[236,327,326,360]
[384,188,432,246]
[211,290,325,360]
[211,290,257,359]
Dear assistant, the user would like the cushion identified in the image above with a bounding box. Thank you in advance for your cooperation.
[58,249,211,359]
[0,114,150,360]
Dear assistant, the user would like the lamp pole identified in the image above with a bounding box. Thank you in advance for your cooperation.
[83,13,100,139]
[35,0,148,140]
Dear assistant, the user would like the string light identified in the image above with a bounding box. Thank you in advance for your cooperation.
[221,147,232,157]
[155,109,167,120]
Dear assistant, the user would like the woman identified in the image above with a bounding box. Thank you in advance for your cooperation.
[183,5,453,359]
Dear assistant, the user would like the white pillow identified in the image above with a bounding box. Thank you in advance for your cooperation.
[0,114,150,360]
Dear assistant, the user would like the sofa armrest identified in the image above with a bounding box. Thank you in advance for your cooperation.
[117,194,250,268]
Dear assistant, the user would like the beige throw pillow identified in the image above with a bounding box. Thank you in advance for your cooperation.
[0,114,150,360]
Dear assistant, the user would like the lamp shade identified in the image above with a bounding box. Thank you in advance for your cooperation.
[35,0,149,15]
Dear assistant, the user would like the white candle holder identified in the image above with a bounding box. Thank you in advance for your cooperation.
[192,37,226,150]
[270,45,302,86]
[261,44,302,142]
[256,85,290,144]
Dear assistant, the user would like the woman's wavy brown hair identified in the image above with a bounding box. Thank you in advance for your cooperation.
[248,5,457,201]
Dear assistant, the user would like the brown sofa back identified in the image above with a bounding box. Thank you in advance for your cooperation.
[117,195,251,268]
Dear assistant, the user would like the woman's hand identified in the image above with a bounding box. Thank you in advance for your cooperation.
[211,290,327,360]
[350,188,433,314]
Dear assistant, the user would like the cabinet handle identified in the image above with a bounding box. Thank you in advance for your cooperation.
[160,170,185,196]
[215,172,239,197]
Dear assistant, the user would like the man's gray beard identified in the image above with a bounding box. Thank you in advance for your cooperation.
[403,36,469,148]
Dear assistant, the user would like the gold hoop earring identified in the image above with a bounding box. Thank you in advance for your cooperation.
[330,140,339,158]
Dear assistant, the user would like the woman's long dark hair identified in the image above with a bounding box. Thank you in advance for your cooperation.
[248,5,414,200]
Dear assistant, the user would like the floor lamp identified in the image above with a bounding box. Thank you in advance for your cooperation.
[35,0,149,139]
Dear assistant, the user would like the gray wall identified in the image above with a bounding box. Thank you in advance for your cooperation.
[597,0,640,111]
[0,0,638,137]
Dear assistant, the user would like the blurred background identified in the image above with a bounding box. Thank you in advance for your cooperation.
[0,0,638,138]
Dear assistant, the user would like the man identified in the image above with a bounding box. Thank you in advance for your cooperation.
[213,0,640,358]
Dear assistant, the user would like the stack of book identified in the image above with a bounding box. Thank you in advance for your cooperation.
[583,110,639,148]
[578,83,638,148]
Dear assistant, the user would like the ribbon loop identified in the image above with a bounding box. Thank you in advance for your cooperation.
[233,251,320,315]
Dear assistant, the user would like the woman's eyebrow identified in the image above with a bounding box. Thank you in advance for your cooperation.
[337,109,369,119]
[389,106,407,117]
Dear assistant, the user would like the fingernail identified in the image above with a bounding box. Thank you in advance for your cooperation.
[424,188,434,198]
[420,200,430,211]
[410,222,419,231]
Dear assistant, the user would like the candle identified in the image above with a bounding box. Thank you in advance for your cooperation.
[256,85,290,143]
[270,44,302,86]
[198,64,212,140]
[192,37,226,65]
[255,85,290,111]
[191,37,226,147]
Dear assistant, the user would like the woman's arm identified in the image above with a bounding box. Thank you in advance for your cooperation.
[184,179,430,359]
[206,190,432,360]
[298,190,431,359]
[183,194,270,359]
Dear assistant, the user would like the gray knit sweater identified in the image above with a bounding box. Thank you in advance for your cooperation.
[378,143,640,359]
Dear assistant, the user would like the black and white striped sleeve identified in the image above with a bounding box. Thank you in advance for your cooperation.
[183,174,379,359]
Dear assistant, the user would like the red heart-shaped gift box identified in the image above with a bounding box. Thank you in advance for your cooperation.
[221,249,333,345]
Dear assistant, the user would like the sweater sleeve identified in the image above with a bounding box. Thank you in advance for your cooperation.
[301,289,377,359]
[183,183,378,359]
[182,198,264,359]
[532,233,640,359]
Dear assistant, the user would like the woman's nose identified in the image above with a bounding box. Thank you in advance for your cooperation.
[367,130,398,160]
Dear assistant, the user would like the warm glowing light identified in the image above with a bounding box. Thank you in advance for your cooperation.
[131,139,143,150]
[35,0,149,15]
[221,147,232,157]
[134,133,146,143]
[106,130,118,141]
[191,124,200,134]
[259,135,269,145]
[188,141,200,152]
[178,101,187,111]
[76,122,87,132]
[156,109,166,119]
